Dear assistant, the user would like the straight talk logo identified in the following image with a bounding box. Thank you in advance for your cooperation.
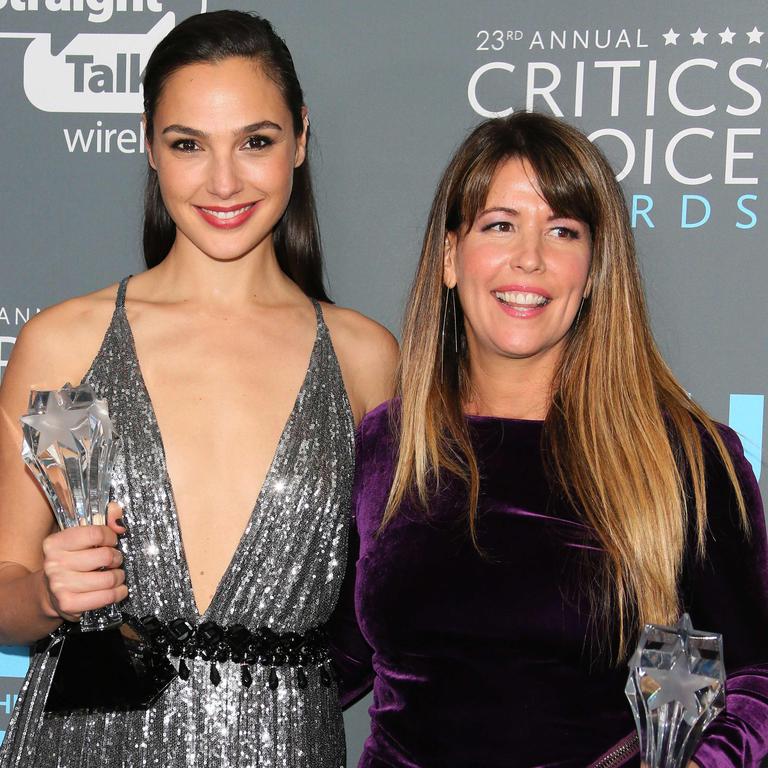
[1,2,206,150]
[0,13,173,112]
[0,1,164,24]
[0,2,207,112]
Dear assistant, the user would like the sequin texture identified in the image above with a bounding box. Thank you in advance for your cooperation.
[0,278,354,768]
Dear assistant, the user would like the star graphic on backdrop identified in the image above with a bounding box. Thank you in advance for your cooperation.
[690,28,708,45]
[746,26,764,44]
[718,27,736,44]
[21,393,90,455]
[662,28,680,45]
[645,656,718,719]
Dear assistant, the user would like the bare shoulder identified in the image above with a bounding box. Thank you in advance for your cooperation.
[3,283,119,394]
[320,303,398,358]
[319,302,399,422]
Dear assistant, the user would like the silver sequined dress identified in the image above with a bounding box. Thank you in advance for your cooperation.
[0,277,354,768]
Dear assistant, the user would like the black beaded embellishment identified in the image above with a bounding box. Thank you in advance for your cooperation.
[135,615,335,691]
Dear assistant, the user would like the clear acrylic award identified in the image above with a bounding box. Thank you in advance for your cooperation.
[625,614,725,768]
[21,383,121,631]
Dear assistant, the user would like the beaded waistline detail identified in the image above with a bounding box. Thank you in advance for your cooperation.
[49,614,337,691]
[135,615,337,689]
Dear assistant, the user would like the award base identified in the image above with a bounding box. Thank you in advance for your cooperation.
[44,618,177,712]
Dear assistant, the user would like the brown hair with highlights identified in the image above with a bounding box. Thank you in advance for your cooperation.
[385,112,747,659]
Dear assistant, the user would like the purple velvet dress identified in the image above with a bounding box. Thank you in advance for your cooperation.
[329,401,768,768]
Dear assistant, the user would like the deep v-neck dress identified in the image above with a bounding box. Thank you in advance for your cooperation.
[0,278,355,768]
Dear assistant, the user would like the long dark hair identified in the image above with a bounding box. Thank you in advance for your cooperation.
[142,10,329,301]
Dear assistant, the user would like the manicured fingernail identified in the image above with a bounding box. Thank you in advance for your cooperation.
[115,517,125,527]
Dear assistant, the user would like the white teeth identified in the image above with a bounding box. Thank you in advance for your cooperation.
[493,291,549,306]
[201,205,252,220]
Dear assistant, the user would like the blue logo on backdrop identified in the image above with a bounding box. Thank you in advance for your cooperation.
[729,393,765,480]
[0,647,29,743]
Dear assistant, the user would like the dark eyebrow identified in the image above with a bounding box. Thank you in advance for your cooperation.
[478,206,518,217]
[161,120,283,137]
[239,121,283,134]
[162,124,206,137]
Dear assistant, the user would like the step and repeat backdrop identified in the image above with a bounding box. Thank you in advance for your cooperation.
[0,0,765,762]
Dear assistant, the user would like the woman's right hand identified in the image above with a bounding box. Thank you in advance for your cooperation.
[40,502,128,623]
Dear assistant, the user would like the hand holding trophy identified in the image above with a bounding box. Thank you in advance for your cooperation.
[20,382,175,711]
[21,383,122,632]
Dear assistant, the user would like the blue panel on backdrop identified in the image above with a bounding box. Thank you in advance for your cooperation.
[0,647,29,747]
[729,394,765,481]
[0,647,29,679]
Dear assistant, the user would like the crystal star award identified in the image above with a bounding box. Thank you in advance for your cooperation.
[21,383,122,632]
[21,383,176,711]
[625,614,725,768]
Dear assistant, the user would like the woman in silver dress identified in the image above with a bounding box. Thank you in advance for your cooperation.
[0,11,396,767]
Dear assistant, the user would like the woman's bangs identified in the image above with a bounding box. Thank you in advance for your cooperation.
[525,145,598,233]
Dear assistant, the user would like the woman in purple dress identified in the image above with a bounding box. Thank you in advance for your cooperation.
[330,113,768,767]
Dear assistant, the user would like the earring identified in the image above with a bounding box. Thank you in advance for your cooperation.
[440,286,459,379]
[451,287,458,354]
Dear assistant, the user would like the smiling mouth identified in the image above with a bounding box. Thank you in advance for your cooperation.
[198,204,255,220]
[194,202,259,229]
[493,290,550,308]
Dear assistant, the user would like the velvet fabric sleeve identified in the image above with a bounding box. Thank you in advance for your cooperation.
[689,426,768,768]
[327,428,375,710]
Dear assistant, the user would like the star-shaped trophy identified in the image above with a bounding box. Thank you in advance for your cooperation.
[625,613,725,768]
[21,384,176,712]
[21,384,121,632]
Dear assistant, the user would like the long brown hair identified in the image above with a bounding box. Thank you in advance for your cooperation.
[386,112,747,659]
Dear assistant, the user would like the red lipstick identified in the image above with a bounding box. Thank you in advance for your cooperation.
[194,202,257,230]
